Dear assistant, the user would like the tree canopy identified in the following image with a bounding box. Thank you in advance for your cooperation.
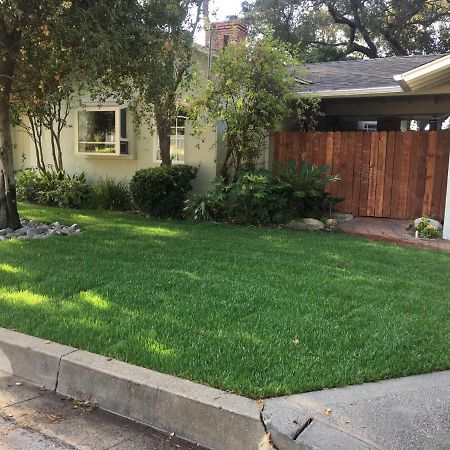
[197,35,318,180]
[0,0,193,229]
[242,0,450,61]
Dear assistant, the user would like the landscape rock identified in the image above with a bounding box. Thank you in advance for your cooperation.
[27,227,46,237]
[413,217,442,230]
[0,220,81,242]
[325,218,338,230]
[287,218,325,231]
[14,227,28,237]
[333,213,354,223]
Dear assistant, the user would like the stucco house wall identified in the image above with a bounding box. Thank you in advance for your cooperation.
[12,46,219,194]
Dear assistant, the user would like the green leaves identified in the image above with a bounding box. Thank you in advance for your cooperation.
[202,34,310,180]
[274,159,341,217]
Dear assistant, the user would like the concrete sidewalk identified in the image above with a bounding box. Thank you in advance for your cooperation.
[0,370,205,450]
[264,370,450,450]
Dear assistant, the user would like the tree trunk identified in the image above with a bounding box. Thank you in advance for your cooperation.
[49,127,60,171]
[50,126,63,171]
[0,96,21,230]
[28,114,46,172]
[156,118,172,166]
[0,172,7,229]
[0,31,21,230]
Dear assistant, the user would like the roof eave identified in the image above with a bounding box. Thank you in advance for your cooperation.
[394,54,450,91]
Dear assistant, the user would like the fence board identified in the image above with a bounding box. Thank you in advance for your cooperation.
[375,132,387,217]
[367,132,379,217]
[274,130,450,221]
[422,132,438,216]
[382,131,396,218]
[359,132,372,217]
[351,133,364,216]
[398,132,412,219]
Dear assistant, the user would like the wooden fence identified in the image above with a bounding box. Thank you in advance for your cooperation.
[274,131,450,220]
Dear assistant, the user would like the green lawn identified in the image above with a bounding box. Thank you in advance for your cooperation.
[0,203,449,398]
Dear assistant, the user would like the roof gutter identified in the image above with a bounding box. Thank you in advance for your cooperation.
[300,85,403,98]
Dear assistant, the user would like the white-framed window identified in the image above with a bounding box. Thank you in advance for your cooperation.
[76,105,128,155]
[154,114,186,163]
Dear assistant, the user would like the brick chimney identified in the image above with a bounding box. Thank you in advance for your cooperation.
[205,16,248,51]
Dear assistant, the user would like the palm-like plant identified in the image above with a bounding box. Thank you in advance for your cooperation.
[274,159,341,217]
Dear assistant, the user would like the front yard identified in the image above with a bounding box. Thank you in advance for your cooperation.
[0,203,449,398]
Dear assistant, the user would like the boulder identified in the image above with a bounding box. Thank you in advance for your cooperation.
[13,227,28,237]
[287,218,325,231]
[333,213,354,223]
[413,217,442,230]
[26,228,39,237]
[0,228,13,236]
[325,218,338,230]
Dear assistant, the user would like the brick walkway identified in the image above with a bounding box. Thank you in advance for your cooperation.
[339,217,450,252]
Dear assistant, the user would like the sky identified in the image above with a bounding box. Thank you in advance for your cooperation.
[208,0,243,20]
[195,0,244,44]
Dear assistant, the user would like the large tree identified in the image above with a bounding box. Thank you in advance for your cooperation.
[130,0,203,166]
[0,1,67,229]
[242,0,450,60]
[0,0,173,229]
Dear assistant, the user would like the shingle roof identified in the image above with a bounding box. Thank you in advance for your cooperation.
[299,54,447,93]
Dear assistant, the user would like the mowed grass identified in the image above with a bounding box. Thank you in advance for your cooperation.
[0,203,449,398]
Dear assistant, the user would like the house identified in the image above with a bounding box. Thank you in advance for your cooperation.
[300,54,450,132]
[274,53,450,238]
[12,19,450,238]
[12,19,257,195]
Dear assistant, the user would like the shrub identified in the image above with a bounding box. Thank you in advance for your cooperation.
[274,159,342,218]
[87,178,132,211]
[413,217,440,239]
[16,168,90,208]
[185,161,342,225]
[185,173,288,225]
[184,181,227,222]
[16,168,41,202]
[130,165,198,218]
[224,173,288,225]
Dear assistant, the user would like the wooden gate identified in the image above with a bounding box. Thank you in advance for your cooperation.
[274,131,450,220]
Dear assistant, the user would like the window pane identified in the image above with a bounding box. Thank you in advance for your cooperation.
[78,110,116,153]
[170,136,184,161]
[170,138,178,160]
[120,141,129,155]
[177,116,186,129]
[120,108,127,139]
[78,143,116,154]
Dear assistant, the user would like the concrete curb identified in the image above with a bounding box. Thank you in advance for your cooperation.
[0,328,76,390]
[1,328,376,449]
[0,328,269,450]
[57,349,265,450]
